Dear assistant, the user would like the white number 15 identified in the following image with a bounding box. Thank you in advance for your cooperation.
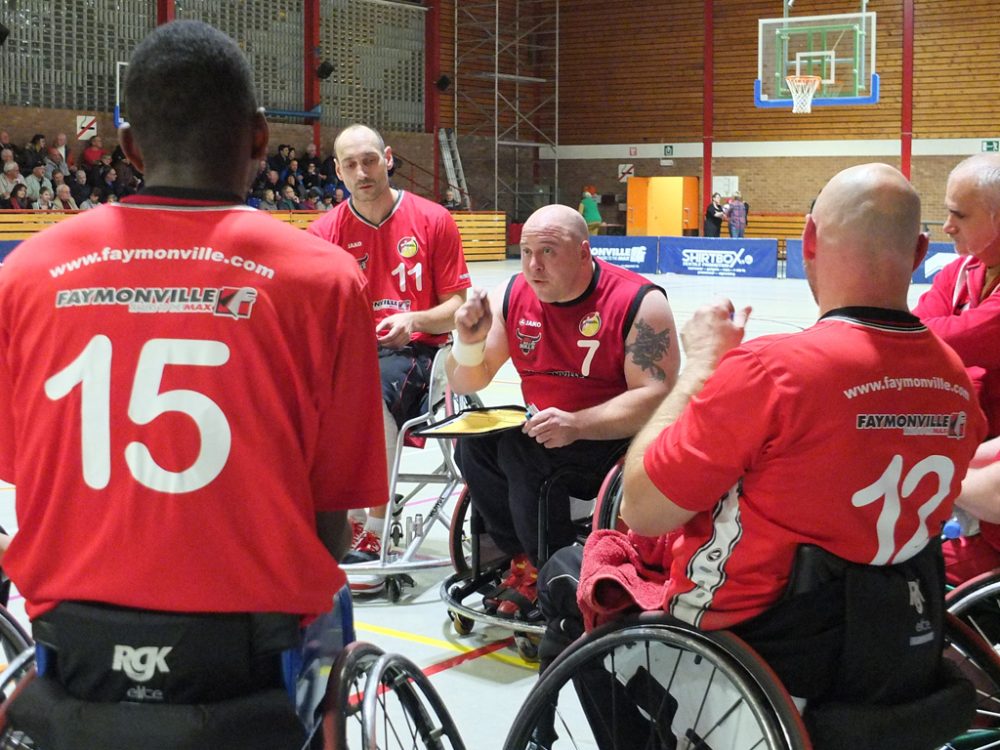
[45,335,232,494]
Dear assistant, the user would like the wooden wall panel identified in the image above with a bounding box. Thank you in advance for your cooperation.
[913,1,1000,137]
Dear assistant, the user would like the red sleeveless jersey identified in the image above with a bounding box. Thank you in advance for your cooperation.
[503,259,663,412]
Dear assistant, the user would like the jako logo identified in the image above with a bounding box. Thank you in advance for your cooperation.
[112,645,172,682]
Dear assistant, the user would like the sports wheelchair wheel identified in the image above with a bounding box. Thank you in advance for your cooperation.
[0,648,37,750]
[0,609,29,678]
[943,613,1000,746]
[503,613,810,750]
[947,571,1000,655]
[592,461,625,533]
[448,487,473,579]
[323,642,465,750]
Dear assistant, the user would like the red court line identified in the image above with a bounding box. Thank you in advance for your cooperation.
[422,636,515,677]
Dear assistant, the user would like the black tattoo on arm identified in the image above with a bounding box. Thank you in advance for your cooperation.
[625,319,671,382]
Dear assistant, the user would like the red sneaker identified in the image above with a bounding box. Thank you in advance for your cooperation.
[483,554,531,612]
[342,529,382,565]
[496,566,541,621]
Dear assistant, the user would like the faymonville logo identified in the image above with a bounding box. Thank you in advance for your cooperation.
[682,247,754,268]
[55,287,258,319]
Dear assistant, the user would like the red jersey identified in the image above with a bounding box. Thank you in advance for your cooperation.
[306,190,471,347]
[914,255,1000,437]
[644,308,986,630]
[0,191,387,619]
[503,259,662,412]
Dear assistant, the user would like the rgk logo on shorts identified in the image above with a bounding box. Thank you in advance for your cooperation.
[111,644,172,682]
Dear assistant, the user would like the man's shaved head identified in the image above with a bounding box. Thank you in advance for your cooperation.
[523,203,590,244]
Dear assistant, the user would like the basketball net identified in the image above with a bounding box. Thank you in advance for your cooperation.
[786,75,821,114]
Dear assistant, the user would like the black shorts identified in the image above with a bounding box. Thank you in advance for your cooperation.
[379,342,437,429]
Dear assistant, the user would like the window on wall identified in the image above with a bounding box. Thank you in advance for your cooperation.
[0,0,154,110]
[320,0,425,132]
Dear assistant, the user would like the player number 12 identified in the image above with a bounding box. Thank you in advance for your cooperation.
[44,335,232,494]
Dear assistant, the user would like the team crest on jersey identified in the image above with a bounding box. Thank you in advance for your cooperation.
[515,329,541,355]
[397,236,419,258]
[215,287,258,319]
[357,253,370,271]
[578,312,602,337]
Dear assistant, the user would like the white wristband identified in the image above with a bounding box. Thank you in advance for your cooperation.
[452,337,486,367]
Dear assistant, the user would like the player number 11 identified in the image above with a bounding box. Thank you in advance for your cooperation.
[44,335,232,494]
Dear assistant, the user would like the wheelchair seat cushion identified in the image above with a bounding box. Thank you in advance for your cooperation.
[803,660,975,750]
[7,675,306,750]
[32,602,300,704]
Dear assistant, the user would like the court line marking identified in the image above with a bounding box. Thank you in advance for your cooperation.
[355,620,534,670]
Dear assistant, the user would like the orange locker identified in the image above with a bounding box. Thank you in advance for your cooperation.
[626,176,699,236]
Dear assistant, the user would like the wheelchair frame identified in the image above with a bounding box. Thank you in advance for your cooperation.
[440,460,625,659]
[341,342,482,603]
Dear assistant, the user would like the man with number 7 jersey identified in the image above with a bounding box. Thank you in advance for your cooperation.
[446,204,680,620]
[0,21,388,623]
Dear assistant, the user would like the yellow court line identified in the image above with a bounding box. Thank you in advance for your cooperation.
[354,620,534,670]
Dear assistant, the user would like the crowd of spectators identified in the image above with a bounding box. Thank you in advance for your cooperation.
[0,131,137,210]
[0,130,352,213]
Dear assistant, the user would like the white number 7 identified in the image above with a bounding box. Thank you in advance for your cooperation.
[576,339,600,376]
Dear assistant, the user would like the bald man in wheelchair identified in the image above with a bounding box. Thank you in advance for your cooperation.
[537,164,987,749]
[447,204,680,621]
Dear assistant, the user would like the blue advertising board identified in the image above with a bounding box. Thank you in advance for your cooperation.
[787,239,958,283]
[0,241,18,264]
[657,237,778,278]
[786,239,804,279]
[913,242,958,284]
[588,235,658,274]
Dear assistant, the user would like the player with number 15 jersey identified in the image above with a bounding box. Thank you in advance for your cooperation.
[0,192,387,619]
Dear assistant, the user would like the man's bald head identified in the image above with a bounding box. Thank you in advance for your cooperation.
[523,203,590,244]
[949,153,1000,213]
[805,163,926,312]
[333,124,385,159]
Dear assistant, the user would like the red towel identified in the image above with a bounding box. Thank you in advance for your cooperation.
[577,528,679,631]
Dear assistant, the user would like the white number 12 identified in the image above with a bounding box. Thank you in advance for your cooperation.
[45,335,232,494]
[851,454,954,565]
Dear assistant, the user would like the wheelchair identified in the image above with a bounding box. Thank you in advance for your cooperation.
[947,567,1000,656]
[502,479,1000,750]
[441,457,624,661]
[342,341,482,603]
[0,589,466,750]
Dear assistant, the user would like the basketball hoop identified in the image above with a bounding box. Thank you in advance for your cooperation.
[785,75,821,114]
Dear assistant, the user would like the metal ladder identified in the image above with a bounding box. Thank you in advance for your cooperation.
[437,128,470,209]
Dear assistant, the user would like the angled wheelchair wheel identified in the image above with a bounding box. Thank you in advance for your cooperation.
[360,653,465,750]
[592,460,625,533]
[947,571,1000,654]
[321,641,386,749]
[448,487,473,578]
[943,613,1000,745]
[0,649,37,750]
[503,614,811,750]
[0,609,29,677]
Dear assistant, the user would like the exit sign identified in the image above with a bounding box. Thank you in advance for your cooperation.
[983,140,999,152]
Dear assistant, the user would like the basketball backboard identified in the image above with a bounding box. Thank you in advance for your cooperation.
[755,11,878,109]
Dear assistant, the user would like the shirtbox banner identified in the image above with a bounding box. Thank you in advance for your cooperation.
[786,240,958,283]
[588,235,658,274]
[657,237,778,278]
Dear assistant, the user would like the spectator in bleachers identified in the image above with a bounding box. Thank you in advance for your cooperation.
[0,131,22,165]
[21,134,47,172]
[258,187,277,211]
[50,132,73,170]
[333,186,346,205]
[24,163,52,203]
[268,143,290,174]
[53,183,78,210]
[321,152,337,187]
[32,187,55,210]
[277,184,300,210]
[3,184,29,210]
[250,159,269,194]
[79,187,103,210]
[44,148,70,182]
[100,167,120,201]
[284,172,305,200]
[302,187,323,210]
[81,135,106,169]
[302,142,322,172]
[0,162,25,202]
[317,193,334,212]
[89,152,113,187]
[51,171,66,191]
[70,169,90,206]
[302,161,322,191]
[114,153,140,197]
